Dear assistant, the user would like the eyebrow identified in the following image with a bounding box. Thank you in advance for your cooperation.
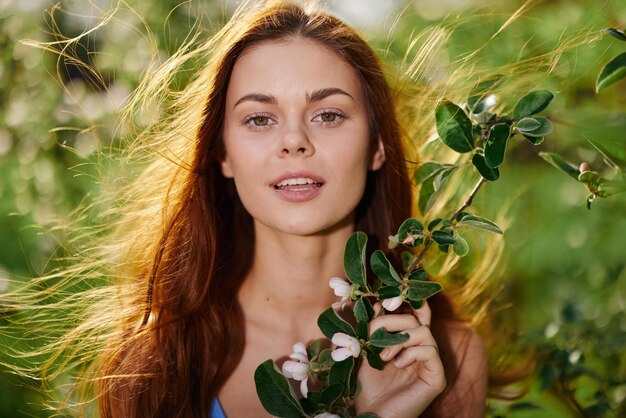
[232,87,354,109]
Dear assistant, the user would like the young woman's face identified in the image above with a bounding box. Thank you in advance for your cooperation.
[221,38,385,236]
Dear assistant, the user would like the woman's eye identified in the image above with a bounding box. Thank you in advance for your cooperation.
[244,114,275,129]
[314,111,344,125]
[320,112,336,122]
[252,116,269,126]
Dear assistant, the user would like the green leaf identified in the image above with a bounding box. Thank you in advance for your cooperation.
[406,280,443,301]
[317,349,334,368]
[307,339,323,359]
[457,213,503,234]
[538,152,580,180]
[317,308,356,340]
[369,328,410,348]
[377,286,402,300]
[472,153,500,181]
[370,250,402,286]
[431,230,455,245]
[408,269,427,281]
[254,360,307,418]
[427,218,442,231]
[518,117,552,137]
[415,165,458,214]
[401,251,417,272]
[453,234,469,257]
[603,27,626,41]
[354,298,374,323]
[414,162,444,183]
[516,117,541,131]
[320,383,343,408]
[522,134,544,145]
[596,52,626,92]
[397,218,425,248]
[578,171,600,183]
[365,346,386,370]
[435,100,475,153]
[513,89,554,119]
[357,320,369,340]
[484,123,511,168]
[344,232,368,287]
[409,299,424,310]
[329,356,354,396]
[356,414,380,418]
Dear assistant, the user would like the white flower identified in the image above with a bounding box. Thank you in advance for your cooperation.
[329,277,352,310]
[314,413,341,418]
[331,332,361,362]
[382,295,403,312]
[281,342,310,398]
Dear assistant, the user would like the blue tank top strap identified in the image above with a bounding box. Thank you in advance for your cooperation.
[210,398,227,418]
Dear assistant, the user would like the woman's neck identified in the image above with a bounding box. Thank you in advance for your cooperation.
[238,218,353,341]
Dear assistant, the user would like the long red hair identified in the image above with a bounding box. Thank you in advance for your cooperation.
[97,2,417,417]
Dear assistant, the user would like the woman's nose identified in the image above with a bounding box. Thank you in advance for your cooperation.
[277,125,315,157]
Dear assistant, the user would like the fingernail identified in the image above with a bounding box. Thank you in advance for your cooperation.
[393,357,405,367]
[380,348,391,360]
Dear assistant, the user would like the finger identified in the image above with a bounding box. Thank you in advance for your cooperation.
[369,313,420,335]
[379,325,437,361]
[414,299,432,327]
[393,344,442,373]
[373,301,383,317]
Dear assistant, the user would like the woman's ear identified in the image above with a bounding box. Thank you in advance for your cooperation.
[369,136,386,171]
[220,155,234,178]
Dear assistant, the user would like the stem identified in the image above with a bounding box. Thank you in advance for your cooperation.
[405,177,488,274]
[450,177,487,221]
[558,376,589,418]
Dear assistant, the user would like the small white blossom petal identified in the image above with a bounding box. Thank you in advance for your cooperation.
[331,332,361,361]
[300,378,309,399]
[314,413,341,418]
[281,360,309,380]
[289,352,308,363]
[329,277,352,297]
[332,300,348,310]
[382,295,403,311]
[293,342,307,356]
[331,332,354,347]
[331,347,353,362]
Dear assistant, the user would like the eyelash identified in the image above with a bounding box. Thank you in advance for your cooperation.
[242,109,347,131]
[243,112,277,131]
[312,109,346,127]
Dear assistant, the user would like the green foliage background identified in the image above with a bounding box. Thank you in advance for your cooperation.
[1,0,624,416]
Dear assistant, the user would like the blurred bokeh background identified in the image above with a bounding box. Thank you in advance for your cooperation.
[1,0,625,416]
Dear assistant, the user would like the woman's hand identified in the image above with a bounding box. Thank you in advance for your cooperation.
[354,301,446,418]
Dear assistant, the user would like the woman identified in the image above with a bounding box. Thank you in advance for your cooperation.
[16,1,489,417]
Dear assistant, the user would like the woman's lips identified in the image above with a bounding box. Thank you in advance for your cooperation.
[270,172,325,202]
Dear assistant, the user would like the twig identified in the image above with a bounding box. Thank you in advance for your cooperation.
[450,177,487,221]
[405,177,488,274]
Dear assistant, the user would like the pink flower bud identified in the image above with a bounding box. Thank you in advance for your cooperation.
[579,162,590,173]
[382,295,403,312]
[401,235,415,245]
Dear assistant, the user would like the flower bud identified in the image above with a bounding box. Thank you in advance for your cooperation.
[382,295,403,312]
[579,162,590,173]
[281,360,309,381]
[331,332,361,361]
[328,277,351,298]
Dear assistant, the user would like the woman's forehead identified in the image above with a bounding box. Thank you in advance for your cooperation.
[226,38,364,104]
